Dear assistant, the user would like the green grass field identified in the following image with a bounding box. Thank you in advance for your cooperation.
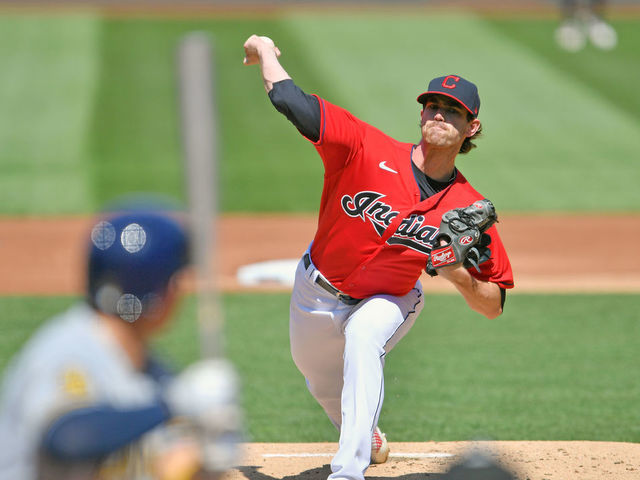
[1,10,639,444]
[0,12,638,214]
[2,293,638,442]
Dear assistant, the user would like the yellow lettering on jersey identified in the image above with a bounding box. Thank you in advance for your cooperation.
[62,368,88,398]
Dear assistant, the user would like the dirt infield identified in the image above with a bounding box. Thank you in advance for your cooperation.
[1,213,639,295]
[231,441,640,480]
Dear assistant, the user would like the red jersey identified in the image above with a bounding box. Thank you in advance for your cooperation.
[308,97,514,298]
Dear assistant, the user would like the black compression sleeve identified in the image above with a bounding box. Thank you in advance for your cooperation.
[268,79,321,142]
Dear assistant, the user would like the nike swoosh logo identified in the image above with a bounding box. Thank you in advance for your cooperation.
[379,161,398,174]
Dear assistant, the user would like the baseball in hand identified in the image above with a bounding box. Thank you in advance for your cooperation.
[259,36,274,46]
[243,34,280,65]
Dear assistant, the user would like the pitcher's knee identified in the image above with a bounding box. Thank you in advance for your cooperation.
[344,328,385,359]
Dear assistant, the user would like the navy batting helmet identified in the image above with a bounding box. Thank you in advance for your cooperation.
[87,207,190,322]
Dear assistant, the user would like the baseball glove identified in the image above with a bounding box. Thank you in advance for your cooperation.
[426,198,497,276]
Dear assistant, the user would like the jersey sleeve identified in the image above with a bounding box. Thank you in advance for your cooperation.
[42,402,169,459]
[468,225,514,289]
[312,97,367,176]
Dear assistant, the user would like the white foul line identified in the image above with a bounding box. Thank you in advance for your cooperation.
[263,452,454,459]
[391,453,455,458]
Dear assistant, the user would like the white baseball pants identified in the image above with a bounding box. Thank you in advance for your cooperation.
[289,251,424,480]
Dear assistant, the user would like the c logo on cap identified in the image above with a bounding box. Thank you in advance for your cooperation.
[442,75,460,89]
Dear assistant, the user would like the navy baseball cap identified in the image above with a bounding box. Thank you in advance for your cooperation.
[417,75,480,117]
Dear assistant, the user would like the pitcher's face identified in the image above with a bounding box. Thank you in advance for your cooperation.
[420,95,473,148]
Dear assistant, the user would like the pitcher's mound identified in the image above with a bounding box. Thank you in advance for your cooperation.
[229,441,640,480]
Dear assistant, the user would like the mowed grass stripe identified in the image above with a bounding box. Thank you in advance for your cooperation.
[87,18,327,213]
[87,19,186,208]
[486,18,640,124]
[282,12,640,211]
[0,15,100,214]
[477,16,640,211]
[0,15,638,214]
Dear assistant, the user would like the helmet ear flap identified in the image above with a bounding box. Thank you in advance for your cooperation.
[90,280,122,316]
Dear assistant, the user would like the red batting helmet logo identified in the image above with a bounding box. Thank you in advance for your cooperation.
[442,75,460,89]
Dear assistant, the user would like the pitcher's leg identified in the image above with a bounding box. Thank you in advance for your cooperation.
[289,258,351,427]
[329,286,423,480]
[290,301,344,427]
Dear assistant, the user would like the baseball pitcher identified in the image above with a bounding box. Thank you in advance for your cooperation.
[244,35,513,480]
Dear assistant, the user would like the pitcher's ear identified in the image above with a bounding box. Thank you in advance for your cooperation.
[467,118,481,138]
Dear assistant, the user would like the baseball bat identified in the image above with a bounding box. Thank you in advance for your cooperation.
[177,32,223,359]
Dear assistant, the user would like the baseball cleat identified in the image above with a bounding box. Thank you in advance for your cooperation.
[555,19,586,52]
[587,17,617,50]
[371,426,390,464]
